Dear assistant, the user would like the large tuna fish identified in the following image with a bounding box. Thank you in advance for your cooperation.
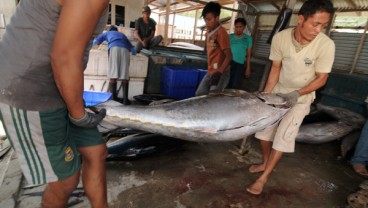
[96,90,290,142]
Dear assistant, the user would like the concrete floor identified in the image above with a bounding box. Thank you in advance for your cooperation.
[6,134,364,208]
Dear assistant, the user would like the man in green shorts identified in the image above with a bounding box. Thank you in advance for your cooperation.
[0,0,109,207]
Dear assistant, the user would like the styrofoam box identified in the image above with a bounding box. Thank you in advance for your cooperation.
[84,76,145,100]
[84,49,148,78]
[84,75,110,92]
[85,49,109,76]
[117,78,145,100]
[129,54,149,78]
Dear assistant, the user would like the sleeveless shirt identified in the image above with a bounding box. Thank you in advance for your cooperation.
[0,0,108,111]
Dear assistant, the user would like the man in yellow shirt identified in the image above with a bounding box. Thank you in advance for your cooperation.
[246,0,335,195]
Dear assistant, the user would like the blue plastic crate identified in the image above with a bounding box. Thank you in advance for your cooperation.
[160,84,196,100]
[161,66,200,88]
[83,91,112,107]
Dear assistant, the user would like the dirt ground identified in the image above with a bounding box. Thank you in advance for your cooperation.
[4,128,363,208]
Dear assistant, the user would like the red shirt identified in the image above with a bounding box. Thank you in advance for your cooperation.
[206,25,230,74]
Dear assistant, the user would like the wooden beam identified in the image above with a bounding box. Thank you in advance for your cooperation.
[270,1,282,11]
[248,0,285,3]
[344,0,361,16]
[186,0,241,13]
[350,20,368,74]
[345,0,358,10]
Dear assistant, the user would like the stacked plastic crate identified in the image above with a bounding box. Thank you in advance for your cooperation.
[161,66,207,100]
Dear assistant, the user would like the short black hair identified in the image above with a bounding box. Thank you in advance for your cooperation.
[234,18,246,26]
[298,0,334,20]
[108,25,118,31]
[202,1,221,18]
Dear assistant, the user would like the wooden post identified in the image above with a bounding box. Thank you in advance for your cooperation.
[111,2,116,25]
[171,12,176,40]
[326,13,336,36]
[192,9,198,43]
[164,0,170,45]
[230,1,238,33]
[350,20,368,74]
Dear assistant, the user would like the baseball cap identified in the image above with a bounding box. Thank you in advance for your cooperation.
[142,6,151,13]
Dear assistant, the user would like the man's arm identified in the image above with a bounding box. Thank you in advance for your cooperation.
[245,47,252,78]
[51,0,109,119]
[263,60,281,93]
[297,72,329,96]
[218,48,232,73]
[134,29,145,46]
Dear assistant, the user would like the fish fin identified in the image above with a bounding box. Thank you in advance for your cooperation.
[218,126,244,131]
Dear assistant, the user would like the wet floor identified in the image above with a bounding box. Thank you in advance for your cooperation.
[102,137,362,208]
[11,134,365,207]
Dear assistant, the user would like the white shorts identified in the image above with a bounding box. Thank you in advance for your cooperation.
[255,94,313,153]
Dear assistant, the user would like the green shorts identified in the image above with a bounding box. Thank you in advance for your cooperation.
[0,103,104,185]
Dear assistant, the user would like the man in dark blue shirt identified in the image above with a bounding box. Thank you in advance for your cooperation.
[94,26,136,105]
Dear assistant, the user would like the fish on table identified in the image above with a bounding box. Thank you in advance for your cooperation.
[96,90,290,142]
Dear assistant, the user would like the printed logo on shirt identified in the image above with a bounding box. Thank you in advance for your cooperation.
[209,39,218,48]
[64,146,74,162]
[304,58,313,67]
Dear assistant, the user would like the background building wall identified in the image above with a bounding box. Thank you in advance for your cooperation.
[0,0,17,40]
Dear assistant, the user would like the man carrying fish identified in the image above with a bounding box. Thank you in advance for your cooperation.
[0,0,109,207]
[246,0,335,195]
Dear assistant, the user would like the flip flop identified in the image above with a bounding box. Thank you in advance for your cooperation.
[347,189,368,208]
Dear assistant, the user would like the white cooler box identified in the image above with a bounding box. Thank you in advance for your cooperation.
[85,49,148,79]
[117,77,145,100]
[85,75,145,101]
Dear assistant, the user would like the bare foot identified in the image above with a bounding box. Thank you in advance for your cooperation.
[249,164,265,173]
[352,164,368,178]
[246,179,266,195]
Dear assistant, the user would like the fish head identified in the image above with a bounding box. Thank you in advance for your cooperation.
[254,92,288,107]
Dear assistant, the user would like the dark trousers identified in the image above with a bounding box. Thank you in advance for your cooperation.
[227,60,245,89]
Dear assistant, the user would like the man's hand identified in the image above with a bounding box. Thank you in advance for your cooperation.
[276,90,300,107]
[69,108,106,128]
[143,39,149,47]
[245,68,251,79]
[92,39,98,47]
[131,47,137,56]
[210,71,222,86]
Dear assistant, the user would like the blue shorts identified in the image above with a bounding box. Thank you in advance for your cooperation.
[0,103,104,185]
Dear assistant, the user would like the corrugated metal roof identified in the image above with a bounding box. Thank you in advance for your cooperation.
[149,0,368,16]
